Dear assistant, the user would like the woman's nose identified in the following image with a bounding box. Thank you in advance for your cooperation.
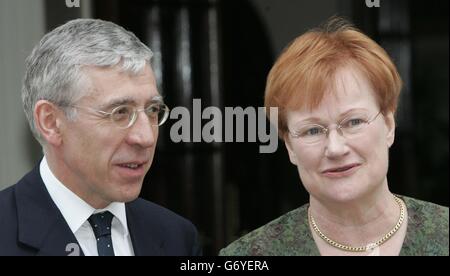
[324,128,349,159]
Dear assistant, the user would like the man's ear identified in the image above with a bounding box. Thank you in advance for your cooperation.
[284,136,298,166]
[34,100,64,147]
[384,111,396,148]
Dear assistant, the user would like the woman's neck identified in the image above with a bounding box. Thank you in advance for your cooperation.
[308,183,400,247]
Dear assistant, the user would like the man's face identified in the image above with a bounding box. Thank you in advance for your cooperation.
[57,65,160,208]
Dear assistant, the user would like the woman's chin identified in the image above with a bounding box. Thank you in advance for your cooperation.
[322,182,367,204]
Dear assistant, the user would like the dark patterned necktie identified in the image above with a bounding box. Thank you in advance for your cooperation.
[88,211,115,256]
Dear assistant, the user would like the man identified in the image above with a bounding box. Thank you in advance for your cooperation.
[0,19,201,256]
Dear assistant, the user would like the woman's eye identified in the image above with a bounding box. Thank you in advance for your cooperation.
[303,127,323,136]
[344,118,364,128]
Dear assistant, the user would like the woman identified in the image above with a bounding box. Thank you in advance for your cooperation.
[220,18,449,256]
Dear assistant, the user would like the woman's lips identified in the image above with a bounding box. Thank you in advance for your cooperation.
[322,164,361,178]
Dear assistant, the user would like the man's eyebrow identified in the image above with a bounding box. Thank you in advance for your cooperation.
[99,95,163,110]
[98,97,136,110]
[149,95,163,104]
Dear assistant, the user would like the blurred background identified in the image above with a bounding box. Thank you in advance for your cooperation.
[0,0,448,255]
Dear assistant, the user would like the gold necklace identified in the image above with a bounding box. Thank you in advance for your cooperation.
[309,196,405,252]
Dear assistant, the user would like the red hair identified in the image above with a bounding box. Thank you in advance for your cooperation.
[265,18,402,139]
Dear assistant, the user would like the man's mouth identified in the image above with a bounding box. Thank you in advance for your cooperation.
[118,163,144,169]
[115,161,149,179]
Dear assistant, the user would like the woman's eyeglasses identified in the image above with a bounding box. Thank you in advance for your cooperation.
[289,111,382,144]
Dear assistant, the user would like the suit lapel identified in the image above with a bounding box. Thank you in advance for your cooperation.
[15,166,84,256]
[126,201,164,256]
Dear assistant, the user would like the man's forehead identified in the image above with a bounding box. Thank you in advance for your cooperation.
[81,65,159,103]
[83,64,156,86]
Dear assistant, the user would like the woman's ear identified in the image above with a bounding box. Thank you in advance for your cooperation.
[284,137,298,166]
[34,100,63,147]
[384,111,396,148]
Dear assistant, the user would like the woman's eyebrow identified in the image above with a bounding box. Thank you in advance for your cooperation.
[338,108,368,118]
[294,108,369,125]
[293,117,324,125]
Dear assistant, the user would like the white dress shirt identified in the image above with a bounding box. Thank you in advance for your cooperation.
[40,157,135,256]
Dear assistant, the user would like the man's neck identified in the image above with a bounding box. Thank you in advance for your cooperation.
[44,151,111,209]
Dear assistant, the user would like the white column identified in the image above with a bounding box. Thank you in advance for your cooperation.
[0,0,45,190]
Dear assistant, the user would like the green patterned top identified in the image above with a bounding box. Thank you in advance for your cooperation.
[220,196,449,256]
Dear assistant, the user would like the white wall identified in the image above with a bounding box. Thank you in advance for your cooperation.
[0,0,45,190]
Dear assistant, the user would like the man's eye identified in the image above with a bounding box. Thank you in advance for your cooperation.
[147,105,161,114]
[111,106,132,121]
[116,106,131,115]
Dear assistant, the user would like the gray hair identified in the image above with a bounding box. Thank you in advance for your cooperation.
[22,18,153,145]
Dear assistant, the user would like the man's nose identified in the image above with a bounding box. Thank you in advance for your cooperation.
[125,111,157,148]
[324,128,349,159]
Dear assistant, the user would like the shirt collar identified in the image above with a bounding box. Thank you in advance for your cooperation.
[40,156,129,237]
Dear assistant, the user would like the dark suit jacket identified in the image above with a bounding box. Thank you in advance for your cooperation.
[0,164,202,256]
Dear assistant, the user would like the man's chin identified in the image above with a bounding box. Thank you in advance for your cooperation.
[113,182,143,203]
[114,192,141,203]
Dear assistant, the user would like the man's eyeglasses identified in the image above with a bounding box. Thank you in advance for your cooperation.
[66,103,170,129]
[289,111,382,144]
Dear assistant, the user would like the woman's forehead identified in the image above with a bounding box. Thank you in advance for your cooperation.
[284,64,377,113]
[333,65,373,93]
[287,88,378,122]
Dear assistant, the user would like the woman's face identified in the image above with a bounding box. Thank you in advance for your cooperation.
[285,66,396,204]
